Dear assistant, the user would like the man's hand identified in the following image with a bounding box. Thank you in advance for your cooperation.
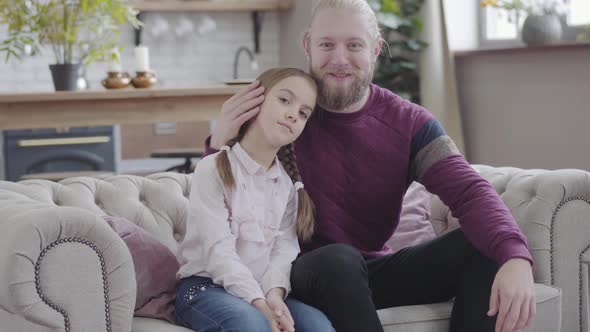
[488,258,536,332]
[210,81,265,149]
[266,288,295,332]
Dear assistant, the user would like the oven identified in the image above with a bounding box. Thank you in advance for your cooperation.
[3,126,115,181]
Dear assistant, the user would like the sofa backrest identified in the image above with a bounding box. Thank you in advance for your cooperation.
[0,173,191,255]
[0,164,551,285]
[429,164,552,285]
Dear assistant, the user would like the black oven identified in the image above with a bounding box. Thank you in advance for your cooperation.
[3,126,115,181]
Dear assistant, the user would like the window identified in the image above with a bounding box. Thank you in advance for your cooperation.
[484,6,520,40]
[568,0,590,26]
[481,0,590,43]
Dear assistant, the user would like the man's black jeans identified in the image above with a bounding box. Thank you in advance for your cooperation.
[290,229,499,332]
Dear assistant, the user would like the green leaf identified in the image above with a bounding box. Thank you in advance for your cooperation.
[410,17,423,32]
[377,12,402,30]
[0,0,139,65]
[367,0,381,12]
[399,61,416,70]
[405,39,428,51]
[381,0,401,14]
[397,91,412,101]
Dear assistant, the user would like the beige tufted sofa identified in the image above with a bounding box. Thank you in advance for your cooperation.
[0,164,588,332]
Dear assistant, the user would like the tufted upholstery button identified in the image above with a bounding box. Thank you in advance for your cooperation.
[138,189,146,202]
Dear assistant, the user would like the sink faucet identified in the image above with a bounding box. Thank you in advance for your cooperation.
[233,46,259,80]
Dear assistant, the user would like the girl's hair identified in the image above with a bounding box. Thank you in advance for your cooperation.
[305,0,382,46]
[216,67,317,241]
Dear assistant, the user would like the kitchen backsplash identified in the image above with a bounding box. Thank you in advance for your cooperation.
[0,11,279,92]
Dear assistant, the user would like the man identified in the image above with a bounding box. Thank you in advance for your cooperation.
[204,1,535,331]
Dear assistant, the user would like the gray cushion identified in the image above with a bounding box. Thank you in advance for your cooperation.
[132,317,193,332]
[377,283,561,332]
[128,284,560,332]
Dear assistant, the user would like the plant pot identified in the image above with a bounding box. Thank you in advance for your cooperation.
[49,63,82,91]
[521,15,563,46]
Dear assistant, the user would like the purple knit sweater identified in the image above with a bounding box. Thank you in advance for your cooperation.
[206,84,533,265]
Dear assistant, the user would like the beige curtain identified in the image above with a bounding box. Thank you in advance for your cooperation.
[419,0,466,155]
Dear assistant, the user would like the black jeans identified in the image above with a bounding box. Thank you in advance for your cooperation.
[290,229,499,332]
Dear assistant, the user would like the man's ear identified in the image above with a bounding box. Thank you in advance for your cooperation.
[373,38,383,62]
[302,32,311,62]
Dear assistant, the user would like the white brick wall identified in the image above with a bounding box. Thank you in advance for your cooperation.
[0,11,279,92]
[0,11,280,179]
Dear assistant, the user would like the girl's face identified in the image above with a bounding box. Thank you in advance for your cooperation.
[251,76,317,148]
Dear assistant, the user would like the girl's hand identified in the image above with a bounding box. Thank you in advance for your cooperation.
[252,298,284,332]
[210,81,265,149]
[266,288,295,332]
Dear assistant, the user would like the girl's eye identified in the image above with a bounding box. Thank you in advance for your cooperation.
[280,97,290,104]
[299,111,309,119]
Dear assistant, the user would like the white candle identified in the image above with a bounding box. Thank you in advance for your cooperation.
[108,49,122,72]
[134,46,150,72]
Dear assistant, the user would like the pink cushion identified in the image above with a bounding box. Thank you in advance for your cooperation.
[387,182,436,253]
[103,216,178,323]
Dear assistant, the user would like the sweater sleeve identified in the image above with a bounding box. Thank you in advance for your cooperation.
[409,115,533,266]
[203,136,220,158]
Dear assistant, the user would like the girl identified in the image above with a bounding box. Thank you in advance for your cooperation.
[175,68,334,332]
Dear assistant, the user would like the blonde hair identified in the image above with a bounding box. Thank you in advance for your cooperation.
[216,67,317,241]
[306,0,382,45]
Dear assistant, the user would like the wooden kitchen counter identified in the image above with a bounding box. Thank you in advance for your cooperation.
[0,86,243,130]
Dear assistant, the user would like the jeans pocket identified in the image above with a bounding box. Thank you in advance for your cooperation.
[179,276,223,305]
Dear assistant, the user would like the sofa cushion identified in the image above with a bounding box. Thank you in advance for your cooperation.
[387,182,436,253]
[103,215,179,323]
[376,283,561,332]
[132,317,193,332]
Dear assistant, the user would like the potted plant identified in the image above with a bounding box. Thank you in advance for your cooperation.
[0,0,140,91]
[480,0,569,46]
[577,24,590,42]
[367,0,428,104]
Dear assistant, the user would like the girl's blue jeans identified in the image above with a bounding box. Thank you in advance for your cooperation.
[175,276,335,332]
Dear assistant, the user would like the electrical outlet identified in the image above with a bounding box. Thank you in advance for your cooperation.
[153,122,177,135]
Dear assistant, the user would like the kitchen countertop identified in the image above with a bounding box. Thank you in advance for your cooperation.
[0,86,243,130]
[0,86,243,102]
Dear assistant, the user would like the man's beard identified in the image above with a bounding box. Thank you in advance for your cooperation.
[311,65,373,111]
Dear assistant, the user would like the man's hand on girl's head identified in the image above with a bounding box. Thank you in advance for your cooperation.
[211,80,265,149]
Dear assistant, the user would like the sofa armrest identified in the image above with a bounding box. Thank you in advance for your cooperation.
[512,169,590,332]
[0,191,136,332]
[431,165,590,332]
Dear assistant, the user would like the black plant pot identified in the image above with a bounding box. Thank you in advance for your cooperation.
[49,63,81,91]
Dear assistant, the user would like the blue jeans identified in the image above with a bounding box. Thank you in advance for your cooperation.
[175,276,335,332]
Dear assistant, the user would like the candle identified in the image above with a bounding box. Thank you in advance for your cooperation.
[134,46,150,72]
[108,48,122,72]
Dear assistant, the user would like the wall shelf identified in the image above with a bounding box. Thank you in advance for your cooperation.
[132,0,294,12]
[132,0,293,50]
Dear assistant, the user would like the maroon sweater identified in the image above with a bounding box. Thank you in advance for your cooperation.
[205,84,532,265]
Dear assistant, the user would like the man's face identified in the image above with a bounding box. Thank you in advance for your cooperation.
[305,8,380,111]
